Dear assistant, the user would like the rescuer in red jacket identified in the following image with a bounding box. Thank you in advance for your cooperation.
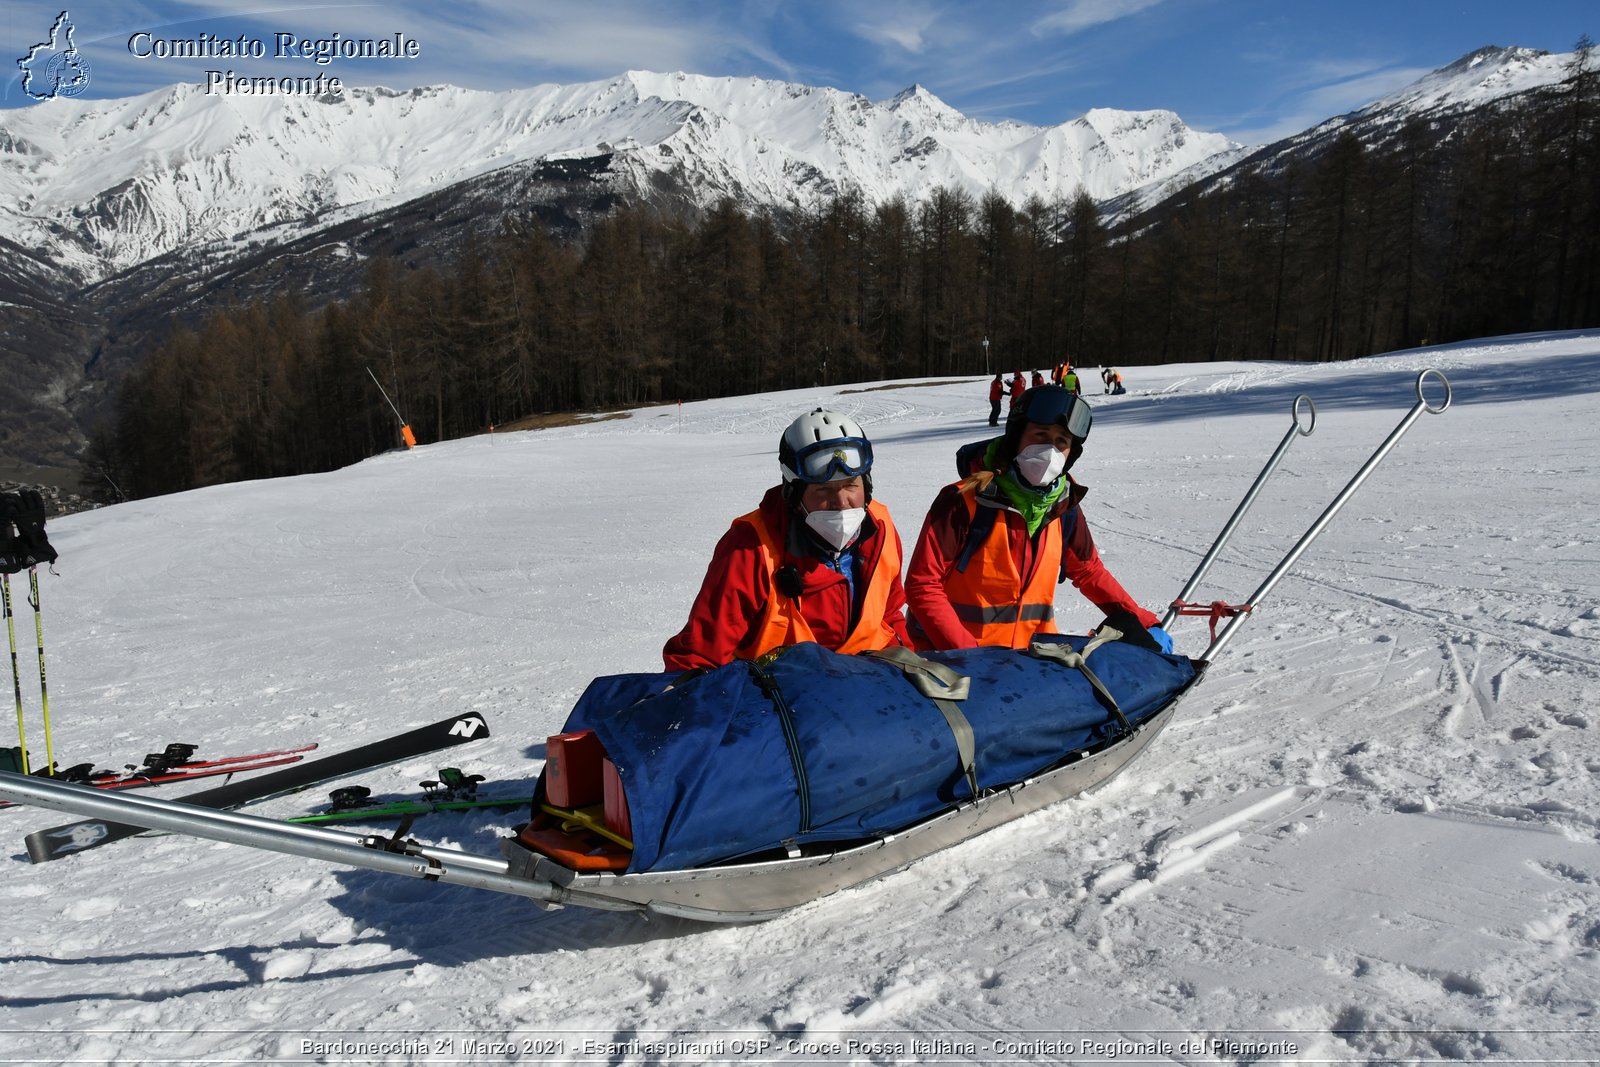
[663,409,911,671]
[904,385,1170,653]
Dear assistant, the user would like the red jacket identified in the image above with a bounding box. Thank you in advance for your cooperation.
[989,378,1004,402]
[905,473,1158,650]
[663,486,911,671]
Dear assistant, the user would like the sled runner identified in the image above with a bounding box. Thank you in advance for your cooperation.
[0,373,1451,923]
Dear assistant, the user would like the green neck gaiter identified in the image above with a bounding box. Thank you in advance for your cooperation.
[985,439,1066,536]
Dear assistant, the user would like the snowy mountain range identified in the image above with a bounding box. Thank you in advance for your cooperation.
[0,70,1237,288]
[0,46,1581,477]
[1105,44,1578,220]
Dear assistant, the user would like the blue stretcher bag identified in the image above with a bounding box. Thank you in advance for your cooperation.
[550,635,1196,873]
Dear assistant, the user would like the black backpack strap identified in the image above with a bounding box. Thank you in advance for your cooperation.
[952,438,1002,575]
[955,502,999,574]
[1056,504,1081,584]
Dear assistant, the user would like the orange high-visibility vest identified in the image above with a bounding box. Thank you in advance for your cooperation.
[735,499,902,660]
[945,490,1060,648]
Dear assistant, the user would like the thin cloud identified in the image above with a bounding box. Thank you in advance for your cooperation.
[1220,64,1434,145]
[853,17,934,54]
[1032,0,1170,37]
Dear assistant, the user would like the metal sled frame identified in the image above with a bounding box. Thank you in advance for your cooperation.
[0,673,1203,922]
[503,673,1205,920]
[0,371,1450,923]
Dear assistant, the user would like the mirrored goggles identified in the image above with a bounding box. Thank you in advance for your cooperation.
[793,437,873,483]
[1022,388,1093,439]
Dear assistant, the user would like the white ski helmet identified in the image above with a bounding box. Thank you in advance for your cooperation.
[778,409,874,489]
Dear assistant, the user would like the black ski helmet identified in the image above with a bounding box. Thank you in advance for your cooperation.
[1001,385,1093,471]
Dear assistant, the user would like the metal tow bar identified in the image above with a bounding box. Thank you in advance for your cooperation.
[1202,369,1452,662]
[1162,392,1317,631]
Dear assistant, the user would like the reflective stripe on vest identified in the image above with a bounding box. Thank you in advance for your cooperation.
[943,491,1061,648]
[951,602,1055,625]
[735,499,902,661]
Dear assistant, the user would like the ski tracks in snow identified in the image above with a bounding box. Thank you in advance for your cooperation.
[1086,785,1308,915]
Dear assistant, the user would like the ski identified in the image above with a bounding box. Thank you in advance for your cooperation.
[130,740,322,773]
[92,753,308,791]
[289,767,526,825]
[23,712,490,863]
[0,742,320,808]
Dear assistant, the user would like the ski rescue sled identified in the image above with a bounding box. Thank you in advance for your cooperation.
[0,372,1452,923]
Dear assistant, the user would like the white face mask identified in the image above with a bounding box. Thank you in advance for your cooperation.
[804,507,866,552]
[1014,443,1066,488]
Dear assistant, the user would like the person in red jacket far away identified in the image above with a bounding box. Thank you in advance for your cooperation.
[1008,370,1026,412]
[663,409,911,672]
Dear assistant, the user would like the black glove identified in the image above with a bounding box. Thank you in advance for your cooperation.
[0,490,58,574]
[1093,606,1161,652]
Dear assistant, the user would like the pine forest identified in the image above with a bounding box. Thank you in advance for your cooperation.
[89,50,1599,500]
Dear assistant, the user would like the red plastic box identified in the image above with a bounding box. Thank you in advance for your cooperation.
[545,730,604,808]
[602,757,632,840]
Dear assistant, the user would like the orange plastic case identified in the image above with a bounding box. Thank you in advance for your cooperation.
[545,730,604,808]
[516,818,631,872]
[602,757,632,839]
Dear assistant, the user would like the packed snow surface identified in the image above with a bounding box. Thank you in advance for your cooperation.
[2,333,1599,1064]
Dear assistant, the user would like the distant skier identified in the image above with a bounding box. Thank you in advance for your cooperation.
[1031,370,1046,389]
[988,374,1004,426]
[1008,370,1026,412]
[1061,365,1081,396]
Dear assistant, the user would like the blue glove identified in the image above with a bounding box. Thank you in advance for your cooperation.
[1147,625,1174,654]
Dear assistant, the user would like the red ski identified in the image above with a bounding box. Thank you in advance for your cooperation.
[97,753,309,790]
[0,742,319,807]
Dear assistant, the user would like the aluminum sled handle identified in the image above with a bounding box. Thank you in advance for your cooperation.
[1203,369,1452,662]
[1162,393,1316,629]
[0,771,627,912]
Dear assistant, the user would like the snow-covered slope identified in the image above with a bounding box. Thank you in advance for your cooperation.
[1360,44,1574,119]
[1,332,1598,1060]
[0,69,1235,284]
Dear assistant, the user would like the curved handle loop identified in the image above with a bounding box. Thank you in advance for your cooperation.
[1291,393,1316,436]
[1417,369,1452,414]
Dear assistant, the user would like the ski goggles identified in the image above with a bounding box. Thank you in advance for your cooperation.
[1020,387,1093,440]
[792,436,874,484]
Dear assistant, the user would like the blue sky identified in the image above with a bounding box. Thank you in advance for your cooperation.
[4,1,1594,142]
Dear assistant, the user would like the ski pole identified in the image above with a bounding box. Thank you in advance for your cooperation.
[0,770,607,910]
[1162,392,1316,629]
[1204,369,1451,662]
[28,568,54,776]
[2,575,27,774]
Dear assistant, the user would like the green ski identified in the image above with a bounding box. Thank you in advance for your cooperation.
[290,767,527,825]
